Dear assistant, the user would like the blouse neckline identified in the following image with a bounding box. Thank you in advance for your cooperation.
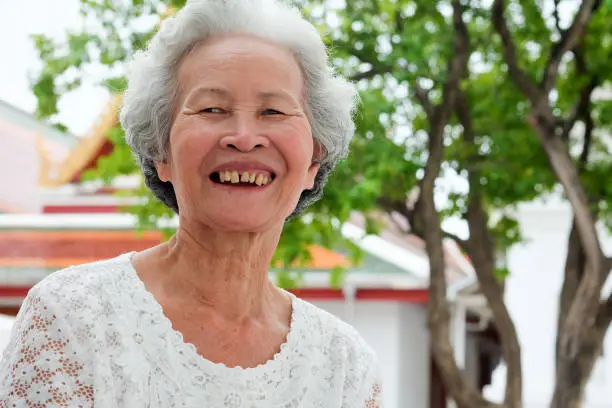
[120,251,303,376]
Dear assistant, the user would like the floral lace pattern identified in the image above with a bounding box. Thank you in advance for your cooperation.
[0,254,383,407]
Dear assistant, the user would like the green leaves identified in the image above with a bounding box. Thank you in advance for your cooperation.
[490,213,523,252]
[67,32,94,67]
[329,265,348,289]
[82,125,139,183]
[32,73,60,119]
[494,267,511,282]
[103,77,128,94]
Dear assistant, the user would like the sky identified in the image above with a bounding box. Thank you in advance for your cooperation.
[1,0,109,135]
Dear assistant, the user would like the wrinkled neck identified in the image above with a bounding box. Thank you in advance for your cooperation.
[155,222,284,321]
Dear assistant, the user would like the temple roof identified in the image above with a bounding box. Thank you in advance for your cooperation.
[0,99,76,212]
[0,99,76,147]
[38,94,121,187]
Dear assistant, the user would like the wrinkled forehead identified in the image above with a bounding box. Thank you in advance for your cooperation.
[175,34,307,104]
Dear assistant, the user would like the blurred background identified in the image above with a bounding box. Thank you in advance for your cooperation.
[1,1,612,407]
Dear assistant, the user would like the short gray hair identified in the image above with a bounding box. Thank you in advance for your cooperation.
[120,0,357,218]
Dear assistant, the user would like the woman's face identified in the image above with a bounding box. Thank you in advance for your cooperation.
[157,34,320,232]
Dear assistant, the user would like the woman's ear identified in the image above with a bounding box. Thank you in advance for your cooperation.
[304,140,325,189]
[312,141,325,164]
[155,160,172,182]
[304,161,321,190]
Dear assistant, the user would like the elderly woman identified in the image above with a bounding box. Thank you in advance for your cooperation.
[0,0,383,407]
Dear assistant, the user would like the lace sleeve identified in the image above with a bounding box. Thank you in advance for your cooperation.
[0,285,94,407]
[364,380,384,407]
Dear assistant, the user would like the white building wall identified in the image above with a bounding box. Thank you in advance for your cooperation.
[486,202,612,407]
[398,303,430,408]
[313,300,430,408]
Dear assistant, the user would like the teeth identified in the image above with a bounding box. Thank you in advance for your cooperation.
[216,170,272,186]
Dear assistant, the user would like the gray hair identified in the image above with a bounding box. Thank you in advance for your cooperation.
[120,0,357,218]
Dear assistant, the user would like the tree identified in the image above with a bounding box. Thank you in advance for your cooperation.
[490,1,612,406]
[30,1,612,407]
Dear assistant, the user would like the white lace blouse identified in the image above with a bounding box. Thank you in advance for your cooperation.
[0,253,384,407]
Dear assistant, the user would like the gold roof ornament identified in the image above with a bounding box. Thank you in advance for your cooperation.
[34,131,55,186]
[38,94,123,187]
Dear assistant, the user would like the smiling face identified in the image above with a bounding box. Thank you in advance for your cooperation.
[156,34,320,232]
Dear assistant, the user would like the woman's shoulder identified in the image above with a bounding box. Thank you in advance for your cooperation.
[28,253,135,310]
[291,296,382,402]
[292,296,378,361]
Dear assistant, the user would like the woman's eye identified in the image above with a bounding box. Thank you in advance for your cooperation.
[201,107,225,114]
[262,109,284,115]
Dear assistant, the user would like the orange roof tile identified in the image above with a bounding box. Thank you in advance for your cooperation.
[0,230,349,270]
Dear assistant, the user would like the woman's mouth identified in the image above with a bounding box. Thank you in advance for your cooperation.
[209,170,276,187]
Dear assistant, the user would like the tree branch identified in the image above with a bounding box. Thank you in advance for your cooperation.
[395,6,405,34]
[552,291,612,407]
[560,74,596,143]
[541,0,599,92]
[433,0,470,128]
[443,230,469,254]
[556,222,584,363]
[457,89,522,408]
[350,65,392,82]
[553,0,562,34]
[491,0,541,103]
[572,44,598,172]
[376,196,470,254]
[343,41,394,83]
[560,74,597,159]
[528,114,604,355]
[376,197,414,224]
[419,2,502,408]
[414,83,435,119]
[577,80,596,171]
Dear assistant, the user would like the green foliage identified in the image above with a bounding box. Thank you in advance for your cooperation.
[329,265,348,289]
[30,0,612,289]
[82,125,139,182]
[103,77,128,93]
[490,214,523,252]
[494,267,511,282]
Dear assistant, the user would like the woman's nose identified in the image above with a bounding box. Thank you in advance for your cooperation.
[219,113,270,152]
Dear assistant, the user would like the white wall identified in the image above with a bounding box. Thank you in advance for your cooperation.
[313,300,430,408]
[398,303,430,407]
[486,202,612,407]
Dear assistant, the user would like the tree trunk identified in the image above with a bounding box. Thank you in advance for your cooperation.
[491,2,608,407]
[556,222,584,363]
[456,89,522,408]
[551,310,608,408]
[416,2,504,408]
